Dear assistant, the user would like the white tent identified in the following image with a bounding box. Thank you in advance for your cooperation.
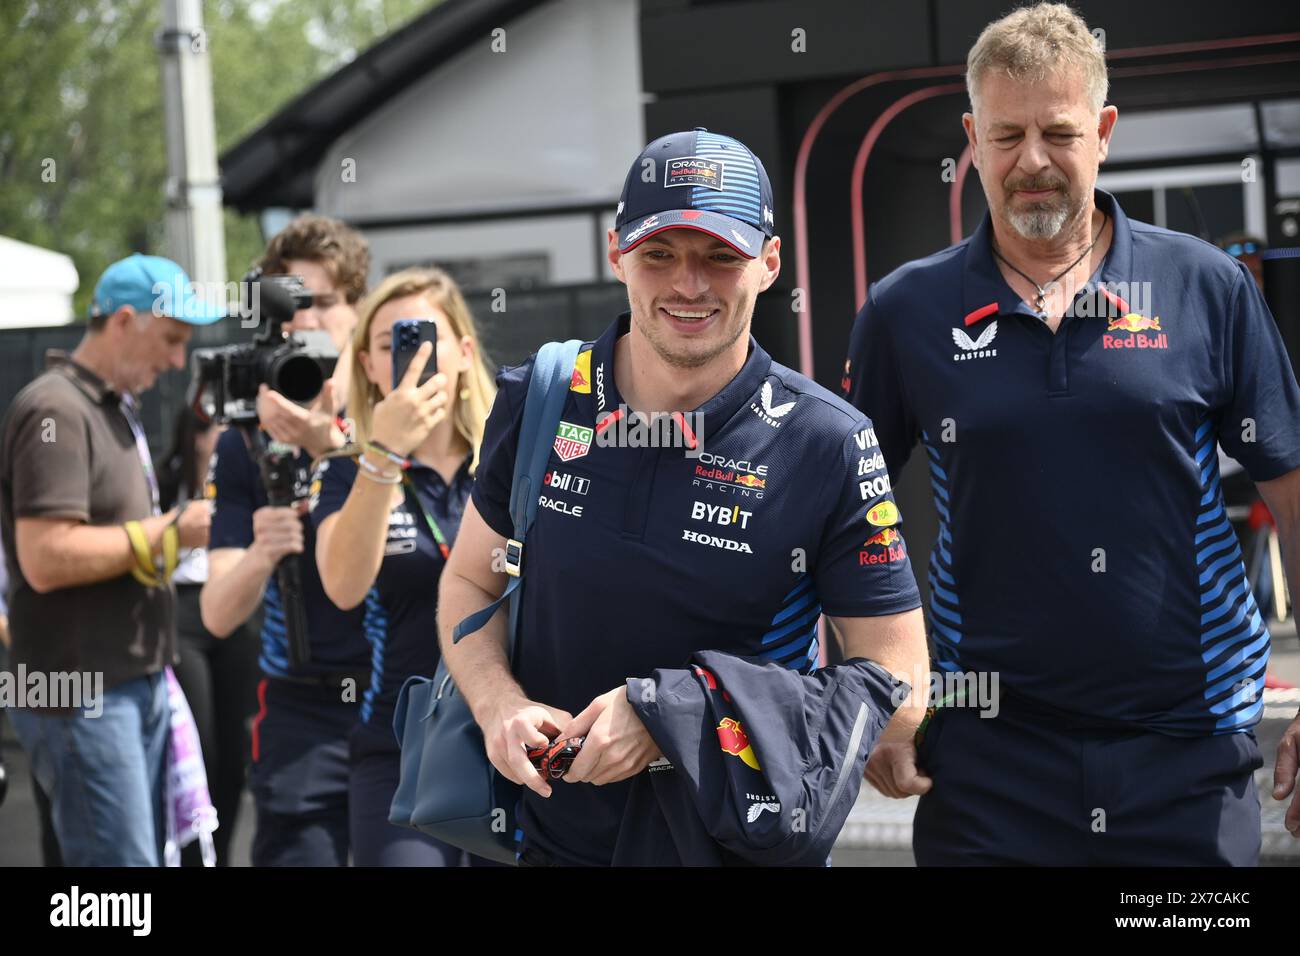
[0,236,79,328]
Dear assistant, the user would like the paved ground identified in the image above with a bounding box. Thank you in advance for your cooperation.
[3,620,1297,867]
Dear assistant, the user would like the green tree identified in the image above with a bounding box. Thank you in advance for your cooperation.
[0,0,435,319]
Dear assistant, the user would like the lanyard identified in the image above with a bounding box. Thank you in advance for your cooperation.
[401,473,450,560]
[120,393,161,516]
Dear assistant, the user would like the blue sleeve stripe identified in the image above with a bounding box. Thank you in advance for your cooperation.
[1193,514,1232,546]
[1204,654,1268,702]
[761,605,822,645]
[1200,561,1246,608]
[1199,543,1244,585]
[770,588,819,626]
[1215,697,1264,730]
[1196,529,1239,565]
[1202,607,1264,662]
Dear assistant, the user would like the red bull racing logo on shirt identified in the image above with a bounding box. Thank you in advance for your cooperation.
[1103,313,1168,350]
[692,452,770,498]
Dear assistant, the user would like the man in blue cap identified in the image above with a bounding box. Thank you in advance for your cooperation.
[0,253,222,865]
[439,129,929,866]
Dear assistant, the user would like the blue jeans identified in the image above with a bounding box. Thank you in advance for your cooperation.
[10,672,170,866]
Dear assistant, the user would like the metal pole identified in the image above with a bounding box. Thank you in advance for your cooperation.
[157,0,226,289]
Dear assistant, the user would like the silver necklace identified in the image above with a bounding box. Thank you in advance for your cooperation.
[992,210,1108,317]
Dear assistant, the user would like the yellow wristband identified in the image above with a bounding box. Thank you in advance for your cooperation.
[162,523,179,581]
[124,521,161,587]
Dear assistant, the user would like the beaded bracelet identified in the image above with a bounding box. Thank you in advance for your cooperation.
[365,439,409,469]
[358,453,402,484]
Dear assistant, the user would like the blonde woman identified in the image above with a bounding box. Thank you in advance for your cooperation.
[310,268,495,866]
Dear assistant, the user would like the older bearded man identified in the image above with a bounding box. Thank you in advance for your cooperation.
[844,2,1300,865]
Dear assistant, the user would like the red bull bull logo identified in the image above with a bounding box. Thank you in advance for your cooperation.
[860,526,906,565]
[735,474,765,489]
[717,717,761,771]
[569,350,592,394]
[1103,313,1168,350]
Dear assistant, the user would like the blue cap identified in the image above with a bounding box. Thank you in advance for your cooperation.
[90,253,224,325]
[615,128,775,259]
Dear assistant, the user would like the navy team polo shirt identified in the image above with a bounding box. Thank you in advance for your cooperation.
[473,313,922,866]
[208,428,371,679]
[309,454,473,731]
[844,189,1300,736]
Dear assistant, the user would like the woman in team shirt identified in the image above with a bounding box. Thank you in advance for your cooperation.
[311,268,495,866]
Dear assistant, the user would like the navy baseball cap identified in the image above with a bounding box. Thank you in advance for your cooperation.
[615,128,776,259]
[90,253,224,325]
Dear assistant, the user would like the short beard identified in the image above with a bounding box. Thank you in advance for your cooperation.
[1001,187,1085,241]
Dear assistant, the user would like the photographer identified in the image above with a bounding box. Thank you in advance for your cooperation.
[199,215,372,867]
[0,254,217,865]
[311,268,495,866]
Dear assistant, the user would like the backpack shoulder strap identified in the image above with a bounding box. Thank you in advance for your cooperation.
[452,339,583,649]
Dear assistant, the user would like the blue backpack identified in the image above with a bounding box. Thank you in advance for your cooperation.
[389,339,582,864]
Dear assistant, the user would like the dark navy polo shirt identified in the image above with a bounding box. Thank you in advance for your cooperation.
[473,313,921,867]
[309,454,472,731]
[207,428,370,679]
[844,189,1300,736]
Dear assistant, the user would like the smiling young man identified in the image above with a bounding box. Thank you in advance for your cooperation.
[438,129,929,866]
[843,3,1300,864]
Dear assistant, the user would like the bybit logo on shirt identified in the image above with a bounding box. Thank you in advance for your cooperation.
[690,500,753,530]
[952,321,998,361]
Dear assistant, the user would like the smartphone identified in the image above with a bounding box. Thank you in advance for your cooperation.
[391,318,439,390]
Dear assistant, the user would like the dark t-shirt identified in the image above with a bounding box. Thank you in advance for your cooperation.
[0,353,175,692]
[207,427,370,678]
[309,454,472,731]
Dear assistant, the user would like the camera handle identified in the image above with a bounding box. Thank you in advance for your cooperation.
[241,426,312,671]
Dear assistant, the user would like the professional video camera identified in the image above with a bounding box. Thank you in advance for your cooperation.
[187,269,336,670]
[186,269,338,426]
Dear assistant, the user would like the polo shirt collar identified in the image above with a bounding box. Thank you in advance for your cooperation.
[961,188,1132,323]
[589,312,773,445]
[406,451,474,492]
[45,349,119,405]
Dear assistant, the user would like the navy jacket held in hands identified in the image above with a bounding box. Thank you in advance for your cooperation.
[615,650,906,866]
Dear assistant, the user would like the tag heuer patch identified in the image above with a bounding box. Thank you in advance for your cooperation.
[554,421,593,462]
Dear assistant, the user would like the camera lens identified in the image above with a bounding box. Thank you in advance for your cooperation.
[270,351,325,403]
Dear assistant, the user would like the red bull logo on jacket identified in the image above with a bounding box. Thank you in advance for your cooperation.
[1103,313,1168,350]
[717,717,761,771]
